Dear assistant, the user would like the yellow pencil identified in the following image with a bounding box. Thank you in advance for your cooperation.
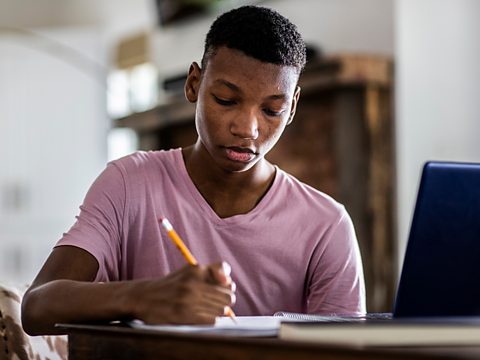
[159,216,237,322]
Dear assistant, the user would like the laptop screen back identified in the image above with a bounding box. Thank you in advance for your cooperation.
[394,161,480,317]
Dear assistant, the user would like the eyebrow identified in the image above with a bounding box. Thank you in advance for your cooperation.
[213,79,288,100]
[214,79,241,92]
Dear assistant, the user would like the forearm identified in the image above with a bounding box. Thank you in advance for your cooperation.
[22,279,135,335]
[22,262,235,335]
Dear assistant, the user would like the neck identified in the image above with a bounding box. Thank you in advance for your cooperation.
[182,143,275,218]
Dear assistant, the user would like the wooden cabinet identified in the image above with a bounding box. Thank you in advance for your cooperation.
[115,54,395,312]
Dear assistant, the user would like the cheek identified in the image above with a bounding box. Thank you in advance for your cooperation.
[195,102,223,141]
[260,120,288,152]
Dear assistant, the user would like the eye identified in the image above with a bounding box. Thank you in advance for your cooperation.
[263,108,286,117]
[213,95,236,106]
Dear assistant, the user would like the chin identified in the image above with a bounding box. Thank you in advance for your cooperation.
[215,156,254,173]
[222,162,254,173]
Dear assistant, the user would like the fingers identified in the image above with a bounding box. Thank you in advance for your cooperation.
[207,261,234,286]
[164,281,232,325]
[181,262,236,314]
[136,262,236,325]
[198,282,236,308]
[174,263,236,299]
[172,263,236,296]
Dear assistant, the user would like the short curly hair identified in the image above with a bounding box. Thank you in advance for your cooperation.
[201,5,306,74]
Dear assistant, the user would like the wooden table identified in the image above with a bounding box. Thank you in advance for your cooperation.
[62,324,480,360]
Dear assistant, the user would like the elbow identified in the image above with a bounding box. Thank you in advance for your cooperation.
[21,289,45,336]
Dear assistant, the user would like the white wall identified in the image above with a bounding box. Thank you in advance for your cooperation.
[0,0,156,60]
[0,28,108,284]
[0,0,155,284]
[0,0,154,33]
[395,0,480,268]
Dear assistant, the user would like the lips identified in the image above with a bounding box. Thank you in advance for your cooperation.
[225,146,256,163]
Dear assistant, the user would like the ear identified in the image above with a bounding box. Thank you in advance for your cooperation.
[184,62,202,103]
[287,86,301,125]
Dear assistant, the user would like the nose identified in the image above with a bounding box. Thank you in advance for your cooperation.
[230,110,259,140]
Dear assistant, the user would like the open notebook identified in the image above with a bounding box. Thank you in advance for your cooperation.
[129,316,281,337]
[278,161,480,322]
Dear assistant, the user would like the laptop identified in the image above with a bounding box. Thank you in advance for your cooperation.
[276,161,480,322]
[393,160,480,317]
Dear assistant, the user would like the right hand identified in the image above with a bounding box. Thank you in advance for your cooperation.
[130,262,236,325]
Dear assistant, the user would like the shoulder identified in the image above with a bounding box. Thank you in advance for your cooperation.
[101,148,183,198]
[275,167,347,221]
[86,149,181,194]
[109,148,180,174]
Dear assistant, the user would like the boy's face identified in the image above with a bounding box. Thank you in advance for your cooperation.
[185,46,300,173]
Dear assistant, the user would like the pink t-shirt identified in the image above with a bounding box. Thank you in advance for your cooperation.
[57,149,366,315]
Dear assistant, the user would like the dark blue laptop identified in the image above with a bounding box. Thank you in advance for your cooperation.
[394,161,480,317]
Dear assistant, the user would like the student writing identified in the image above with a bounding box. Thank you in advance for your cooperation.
[21,5,366,335]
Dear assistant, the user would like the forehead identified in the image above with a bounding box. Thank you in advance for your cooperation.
[202,47,299,95]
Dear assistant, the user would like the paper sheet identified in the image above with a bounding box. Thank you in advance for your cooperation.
[129,316,280,337]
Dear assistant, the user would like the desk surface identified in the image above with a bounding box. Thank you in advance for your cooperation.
[63,324,480,360]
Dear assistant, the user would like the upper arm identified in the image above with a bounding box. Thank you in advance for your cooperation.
[54,162,128,281]
[306,213,366,315]
[28,246,99,292]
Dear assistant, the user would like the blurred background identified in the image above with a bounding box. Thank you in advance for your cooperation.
[0,0,479,312]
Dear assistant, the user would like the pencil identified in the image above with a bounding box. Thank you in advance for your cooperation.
[159,216,237,322]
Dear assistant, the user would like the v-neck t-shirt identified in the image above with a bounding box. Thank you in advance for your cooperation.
[56,149,366,316]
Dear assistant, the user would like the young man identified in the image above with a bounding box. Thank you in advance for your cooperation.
[22,6,365,335]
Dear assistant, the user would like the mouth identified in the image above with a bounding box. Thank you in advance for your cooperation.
[224,146,257,163]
